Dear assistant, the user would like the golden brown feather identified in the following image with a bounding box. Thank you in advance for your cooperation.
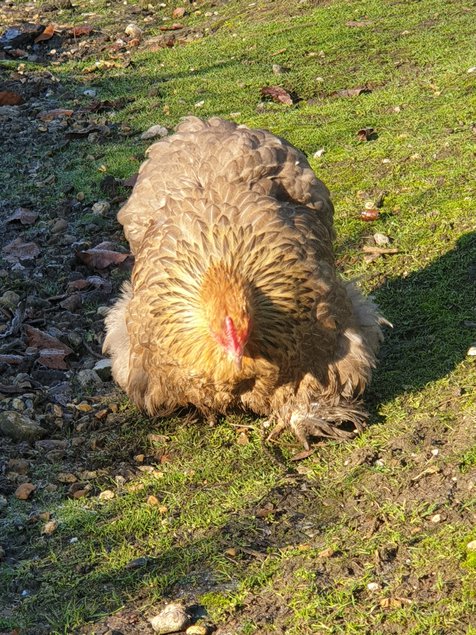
[103,117,387,447]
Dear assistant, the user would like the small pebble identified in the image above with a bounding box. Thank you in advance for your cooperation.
[466,540,476,551]
[186,626,209,635]
[373,232,390,246]
[98,489,115,501]
[0,411,47,442]
[313,148,325,158]
[42,520,58,535]
[236,431,249,445]
[77,369,102,388]
[91,201,111,216]
[8,458,29,474]
[52,218,68,234]
[141,124,168,140]
[126,557,149,569]
[72,489,88,499]
[150,603,191,634]
[367,582,380,592]
[57,472,77,484]
[125,23,143,40]
[430,513,442,523]
[467,345,476,356]
[0,290,20,309]
[272,63,287,75]
[93,358,112,381]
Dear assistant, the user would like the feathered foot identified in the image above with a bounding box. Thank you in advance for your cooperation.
[268,403,367,449]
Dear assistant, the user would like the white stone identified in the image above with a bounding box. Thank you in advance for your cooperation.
[141,124,169,140]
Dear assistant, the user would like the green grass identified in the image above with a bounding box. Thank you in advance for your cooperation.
[1,0,476,632]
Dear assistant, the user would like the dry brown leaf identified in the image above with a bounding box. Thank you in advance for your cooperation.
[69,25,93,37]
[38,348,70,370]
[360,209,380,222]
[67,279,90,291]
[159,23,184,31]
[357,127,375,141]
[25,325,73,357]
[380,597,411,609]
[261,85,293,105]
[290,448,314,461]
[172,7,186,18]
[76,247,129,269]
[6,207,38,225]
[2,238,40,262]
[255,503,275,518]
[38,108,74,122]
[15,482,36,500]
[34,23,56,43]
[0,90,24,106]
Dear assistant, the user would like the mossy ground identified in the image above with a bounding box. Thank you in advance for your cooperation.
[0,0,475,633]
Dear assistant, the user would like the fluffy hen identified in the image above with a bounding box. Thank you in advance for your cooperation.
[103,117,386,447]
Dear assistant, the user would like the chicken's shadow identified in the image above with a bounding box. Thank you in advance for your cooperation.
[367,230,476,413]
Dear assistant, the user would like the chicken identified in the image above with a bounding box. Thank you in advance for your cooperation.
[103,117,386,447]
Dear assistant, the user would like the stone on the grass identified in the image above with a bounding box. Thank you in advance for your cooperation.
[125,23,143,40]
[41,520,58,535]
[93,358,112,381]
[91,201,111,216]
[98,489,115,501]
[150,603,191,634]
[0,290,20,309]
[0,411,47,442]
[77,369,102,387]
[373,232,390,246]
[186,626,210,635]
[141,124,168,140]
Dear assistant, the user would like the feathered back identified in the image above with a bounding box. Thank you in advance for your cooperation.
[118,116,334,254]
